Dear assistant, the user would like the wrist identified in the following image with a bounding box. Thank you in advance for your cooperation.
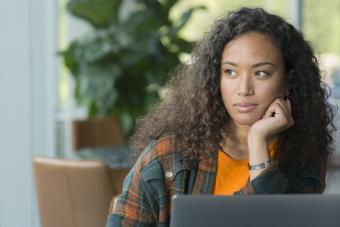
[247,138,269,164]
[248,159,273,170]
[248,133,268,155]
[248,130,267,143]
[249,158,274,181]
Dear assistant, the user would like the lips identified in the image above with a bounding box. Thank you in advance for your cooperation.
[233,103,258,112]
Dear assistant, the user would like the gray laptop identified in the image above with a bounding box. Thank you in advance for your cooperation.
[170,195,340,227]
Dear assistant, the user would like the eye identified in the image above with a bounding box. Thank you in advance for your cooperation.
[255,71,271,78]
[224,69,237,78]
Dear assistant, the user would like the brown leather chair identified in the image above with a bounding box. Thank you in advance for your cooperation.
[72,116,125,150]
[33,157,115,227]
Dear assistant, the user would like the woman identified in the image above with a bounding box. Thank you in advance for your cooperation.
[106,7,335,227]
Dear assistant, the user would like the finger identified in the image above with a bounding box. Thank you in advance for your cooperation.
[263,102,284,119]
[278,97,293,123]
[279,95,292,113]
[273,98,289,117]
[271,104,292,127]
[284,97,292,114]
[277,98,294,126]
[263,102,276,119]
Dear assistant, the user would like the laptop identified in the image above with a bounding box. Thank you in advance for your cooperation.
[170,194,340,227]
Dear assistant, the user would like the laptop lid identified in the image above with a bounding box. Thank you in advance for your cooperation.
[170,194,340,227]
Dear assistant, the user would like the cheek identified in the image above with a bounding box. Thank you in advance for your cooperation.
[259,84,284,104]
[220,85,237,118]
[220,81,234,105]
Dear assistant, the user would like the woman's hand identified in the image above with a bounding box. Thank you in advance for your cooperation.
[247,97,294,180]
[249,97,294,140]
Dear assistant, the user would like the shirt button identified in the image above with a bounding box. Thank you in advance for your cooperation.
[165,171,174,179]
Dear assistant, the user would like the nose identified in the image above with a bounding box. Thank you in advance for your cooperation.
[237,74,254,96]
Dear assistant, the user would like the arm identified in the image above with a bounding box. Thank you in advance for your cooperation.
[234,160,325,195]
[234,165,286,194]
[106,168,158,227]
[235,96,324,194]
[233,97,291,194]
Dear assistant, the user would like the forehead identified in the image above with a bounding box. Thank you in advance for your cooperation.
[221,32,283,64]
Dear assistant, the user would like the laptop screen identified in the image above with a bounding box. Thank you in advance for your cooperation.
[170,194,340,227]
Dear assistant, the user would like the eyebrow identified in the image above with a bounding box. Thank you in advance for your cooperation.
[222,61,275,68]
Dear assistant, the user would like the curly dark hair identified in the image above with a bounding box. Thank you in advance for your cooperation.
[130,7,335,174]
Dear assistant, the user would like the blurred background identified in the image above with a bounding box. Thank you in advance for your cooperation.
[1,0,340,226]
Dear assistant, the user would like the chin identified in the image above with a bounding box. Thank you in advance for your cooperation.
[232,114,262,126]
[234,119,256,126]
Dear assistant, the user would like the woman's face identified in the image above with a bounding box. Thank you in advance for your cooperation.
[220,31,286,126]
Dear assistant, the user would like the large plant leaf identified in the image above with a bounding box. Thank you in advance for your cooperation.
[77,63,121,116]
[162,0,178,16]
[166,36,193,53]
[62,42,80,76]
[67,0,122,28]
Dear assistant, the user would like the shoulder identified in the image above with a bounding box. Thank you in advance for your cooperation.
[136,136,177,167]
[108,137,180,225]
[108,137,189,225]
[133,136,189,182]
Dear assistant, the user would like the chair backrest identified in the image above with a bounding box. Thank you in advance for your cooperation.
[33,157,115,227]
[72,116,125,150]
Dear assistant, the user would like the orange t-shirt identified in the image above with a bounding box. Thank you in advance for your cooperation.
[213,141,277,195]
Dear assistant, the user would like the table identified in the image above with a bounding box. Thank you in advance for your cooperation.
[69,144,134,168]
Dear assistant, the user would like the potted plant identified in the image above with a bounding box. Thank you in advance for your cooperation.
[61,0,205,144]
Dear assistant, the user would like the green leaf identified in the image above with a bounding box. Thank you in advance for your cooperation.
[62,42,80,76]
[162,0,178,15]
[75,63,121,115]
[167,36,193,53]
[88,100,98,117]
[67,0,122,28]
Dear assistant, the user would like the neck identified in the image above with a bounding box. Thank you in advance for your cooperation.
[220,123,250,160]
[231,123,249,147]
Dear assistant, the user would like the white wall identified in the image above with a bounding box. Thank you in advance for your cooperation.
[0,1,57,227]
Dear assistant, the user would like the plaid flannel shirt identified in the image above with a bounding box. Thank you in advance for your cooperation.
[106,137,324,227]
